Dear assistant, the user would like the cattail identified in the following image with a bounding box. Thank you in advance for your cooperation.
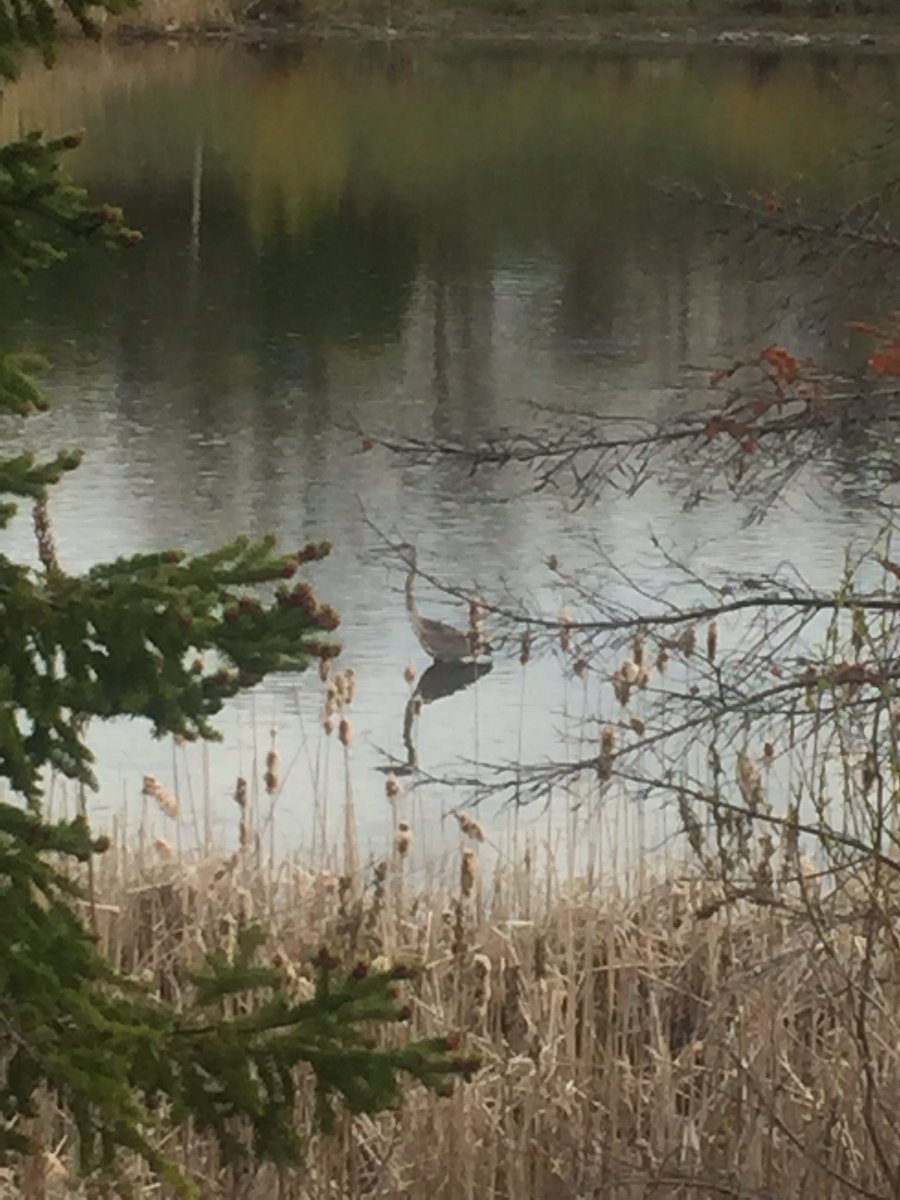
[468,599,489,657]
[233,777,247,810]
[630,716,646,735]
[519,630,532,666]
[338,717,353,748]
[656,645,671,674]
[707,621,719,664]
[343,668,357,705]
[366,861,388,946]
[470,952,492,1030]
[451,898,466,957]
[632,632,645,668]
[460,848,478,898]
[681,627,697,657]
[403,664,417,685]
[612,667,631,707]
[737,751,763,810]
[318,657,331,683]
[600,724,617,759]
[454,811,485,842]
[142,774,179,819]
[473,951,492,981]
[323,715,335,736]
[154,836,174,859]
[385,773,402,801]
[558,609,572,653]
[861,751,878,795]
[264,748,281,795]
[395,821,413,858]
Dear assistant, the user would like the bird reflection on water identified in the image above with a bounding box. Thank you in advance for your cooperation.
[378,659,493,777]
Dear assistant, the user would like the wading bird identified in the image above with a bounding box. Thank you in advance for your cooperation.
[399,544,489,663]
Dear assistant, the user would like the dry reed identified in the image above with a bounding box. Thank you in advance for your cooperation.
[10,776,900,1200]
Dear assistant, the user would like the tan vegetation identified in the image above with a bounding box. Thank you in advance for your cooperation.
[8,743,900,1198]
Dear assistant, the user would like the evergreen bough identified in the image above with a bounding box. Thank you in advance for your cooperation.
[0,5,477,1194]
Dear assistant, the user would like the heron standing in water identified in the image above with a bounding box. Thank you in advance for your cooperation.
[399,544,490,663]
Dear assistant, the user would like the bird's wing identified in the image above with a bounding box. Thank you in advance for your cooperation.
[416,614,470,644]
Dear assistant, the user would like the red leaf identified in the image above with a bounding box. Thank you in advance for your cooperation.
[761,345,798,383]
[871,343,900,376]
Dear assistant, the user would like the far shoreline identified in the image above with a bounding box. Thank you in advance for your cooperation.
[90,4,900,53]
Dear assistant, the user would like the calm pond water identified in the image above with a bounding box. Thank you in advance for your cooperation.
[2,41,899,864]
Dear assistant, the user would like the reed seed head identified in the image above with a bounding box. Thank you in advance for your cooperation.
[461,848,478,898]
[335,668,356,706]
[600,724,618,759]
[632,632,645,668]
[656,645,671,673]
[395,821,413,859]
[403,664,417,685]
[264,748,281,795]
[519,630,532,666]
[707,620,719,664]
[472,953,492,978]
[612,666,633,706]
[154,836,174,859]
[468,598,486,632]
[558,609,572,653]
[454,811,486,843]
[385,773,402,801]
[142,774,179,819]
[338,717,353,747]
[233,777,248,811]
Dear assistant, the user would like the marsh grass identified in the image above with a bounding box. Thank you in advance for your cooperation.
[7,732,900,1200]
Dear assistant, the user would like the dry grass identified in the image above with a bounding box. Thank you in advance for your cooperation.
[7,754,900,1200]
